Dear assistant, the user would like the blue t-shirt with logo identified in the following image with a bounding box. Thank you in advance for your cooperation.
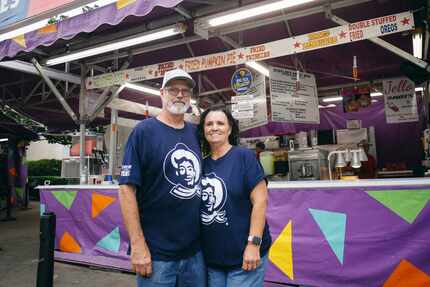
[200,146,272,269]
[119,118,202,261]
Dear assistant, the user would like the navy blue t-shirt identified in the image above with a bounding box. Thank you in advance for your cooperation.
[119,118,202,261]
[200,146,272,269]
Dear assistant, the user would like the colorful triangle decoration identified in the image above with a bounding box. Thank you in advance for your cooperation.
[116,0,136,9]
[383,259,430,287]
[59,232,81,253]
[92,193,116,218]
[40,203,46,216]
[52,191,77,210]
[366,189,430,224]
[12,35,26,48]
[96,227,121,253]
[309,208,346,265]
[38,24,57,34]
[268,220,294,280]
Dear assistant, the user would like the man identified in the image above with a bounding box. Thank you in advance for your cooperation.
[118,69,206,287]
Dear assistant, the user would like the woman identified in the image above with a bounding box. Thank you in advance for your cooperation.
[198,108,271,287]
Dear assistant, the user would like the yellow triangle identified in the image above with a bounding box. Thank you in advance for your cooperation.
[269,220,294,280]
[12,35,26,48]
[116,0,136,9]
[92,193,116,218]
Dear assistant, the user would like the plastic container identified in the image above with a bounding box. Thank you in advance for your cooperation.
[259,151,275,175]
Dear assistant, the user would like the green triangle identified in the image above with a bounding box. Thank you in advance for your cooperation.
[366,189,430,224]
[51,191,77,210]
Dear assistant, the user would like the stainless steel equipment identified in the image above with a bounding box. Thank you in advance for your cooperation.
[288,149,328,181]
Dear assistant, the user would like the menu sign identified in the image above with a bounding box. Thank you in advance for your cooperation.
[232,73,268,131]
[383,77,418,123]
[270,67,319,124]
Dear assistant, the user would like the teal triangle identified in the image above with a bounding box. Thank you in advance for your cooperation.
[51,191,77,210]
[96,227,120,253]
[40,203,46,216]
[309,208,346,264]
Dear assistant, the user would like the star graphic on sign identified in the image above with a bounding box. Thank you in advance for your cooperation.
[339,30,347,38]
[155,71,158,77]
[149,70,153,75]
[179,64,184,69]
[125,73,129,79]
[239,52,244,59]
[294,42,301,48]
[401,17,410,26]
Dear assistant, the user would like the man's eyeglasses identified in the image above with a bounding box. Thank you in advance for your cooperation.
[165,87,193,97]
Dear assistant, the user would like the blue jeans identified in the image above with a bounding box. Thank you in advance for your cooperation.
[207,255,268,287]
[137,251,206,287]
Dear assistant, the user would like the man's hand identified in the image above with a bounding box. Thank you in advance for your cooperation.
[131,236,152,277]
[242,244,260,271]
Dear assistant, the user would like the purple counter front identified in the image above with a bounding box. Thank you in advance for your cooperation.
[39,179,430,286]
[39,186,131,271]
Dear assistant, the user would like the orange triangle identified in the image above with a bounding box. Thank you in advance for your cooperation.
[383,259,430,287]
[38,24,57,34]
[92,193,116,218]
[12,35,26,48]
[59,232,81,253]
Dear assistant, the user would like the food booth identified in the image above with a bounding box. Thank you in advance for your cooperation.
[1,0,429,286]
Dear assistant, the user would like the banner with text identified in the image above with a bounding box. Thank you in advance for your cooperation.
[86,11,414,89]
[383,77,418,123]
[270,67,319,124]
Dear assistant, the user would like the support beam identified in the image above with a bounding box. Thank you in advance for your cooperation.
[31,58,79,124]
[331,14,429,71]
[0,60,80,84]
[87,61,130,122]
[174,5,193,19]
[108,109,118,178]
[88,85,124,122]
[23,80,43,105]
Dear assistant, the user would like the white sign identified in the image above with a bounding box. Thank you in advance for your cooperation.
[86,11,414,89]
[234,73,268,131]
[383,77,418,123]
[270,67,319,124]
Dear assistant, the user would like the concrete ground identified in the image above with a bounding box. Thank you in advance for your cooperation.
[0,202,301,287]
[0,201,135,287]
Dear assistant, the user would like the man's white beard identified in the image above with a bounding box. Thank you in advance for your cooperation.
[166,100,190,115]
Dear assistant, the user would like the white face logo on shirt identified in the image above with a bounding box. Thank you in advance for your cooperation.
[201,173,228,225]
[164,143,201,199]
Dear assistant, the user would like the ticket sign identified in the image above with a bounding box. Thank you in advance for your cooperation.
[270,67,319,124]
[86,11,414,90]
[383,77,418,123]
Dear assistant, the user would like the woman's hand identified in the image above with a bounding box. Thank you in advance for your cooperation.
[131,236,152,277]
[242,244,261,271]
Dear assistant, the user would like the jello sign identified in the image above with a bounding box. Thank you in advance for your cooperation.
[383,78,414,95]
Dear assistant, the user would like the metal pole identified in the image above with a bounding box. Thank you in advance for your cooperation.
[108,109,118,179]
[36,212,56,287]
[79,64,88,184]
